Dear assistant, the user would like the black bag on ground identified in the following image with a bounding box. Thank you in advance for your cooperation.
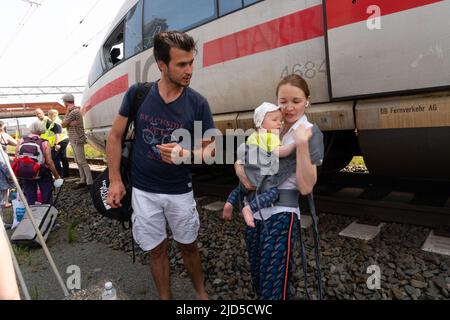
[90,82,153,226]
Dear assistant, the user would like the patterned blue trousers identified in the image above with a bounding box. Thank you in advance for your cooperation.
[226,185,279,213]
[245,212,298,300]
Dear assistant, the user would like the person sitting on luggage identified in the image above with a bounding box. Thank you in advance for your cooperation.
[14,121,63,205]
[223,102,296,228]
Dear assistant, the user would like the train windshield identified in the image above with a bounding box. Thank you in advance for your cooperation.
[143,0,217,49]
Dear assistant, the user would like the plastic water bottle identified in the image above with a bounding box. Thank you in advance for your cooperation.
[102,282,117,300]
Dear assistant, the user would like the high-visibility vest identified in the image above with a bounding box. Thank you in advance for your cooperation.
[54,119,68,143]
[40,118,57,148]
[58,127,69,144]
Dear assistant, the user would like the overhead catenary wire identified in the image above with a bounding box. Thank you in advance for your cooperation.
[60,0,103,43]
[37,0,111,86]
[67,74,88,84]
[0,1,43,62]
[18,0,41,6]
[37,20,113,86]
[79,0,102,25]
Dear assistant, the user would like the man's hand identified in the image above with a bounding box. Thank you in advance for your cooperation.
[107,180,126,208]
[55,145,61,151]
[157,143,189,164]
[70,120,78,127]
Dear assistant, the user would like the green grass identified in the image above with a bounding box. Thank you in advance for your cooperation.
[67,218,80,244]
[137,287,149,296]
[12,244,32,266]
[30,285,39,300]
[67,144,105,159]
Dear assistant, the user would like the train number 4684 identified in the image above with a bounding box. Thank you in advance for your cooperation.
[281,60,327,80]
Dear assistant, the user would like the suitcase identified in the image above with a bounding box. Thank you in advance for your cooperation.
[11,204,58,246]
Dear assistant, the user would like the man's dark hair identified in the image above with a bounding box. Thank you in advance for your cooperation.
[153,31,196,66]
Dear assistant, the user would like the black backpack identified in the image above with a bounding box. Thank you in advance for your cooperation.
[90,82,153,227]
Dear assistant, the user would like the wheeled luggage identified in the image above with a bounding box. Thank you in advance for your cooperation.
[11,204,58,246]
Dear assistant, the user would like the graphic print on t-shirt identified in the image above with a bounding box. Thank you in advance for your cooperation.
[140,113,183,161]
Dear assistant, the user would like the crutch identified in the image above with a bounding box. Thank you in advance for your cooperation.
[0,147,69,298]
[298,193,324,300]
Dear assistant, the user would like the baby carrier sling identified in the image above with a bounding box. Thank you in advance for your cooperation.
[240,124,324,300]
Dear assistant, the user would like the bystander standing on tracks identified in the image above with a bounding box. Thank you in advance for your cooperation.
[61,94,93,190]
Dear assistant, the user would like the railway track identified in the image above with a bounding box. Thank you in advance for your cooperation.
[192,171,450,230]
[69,156,106,166]
[47,153,450,230]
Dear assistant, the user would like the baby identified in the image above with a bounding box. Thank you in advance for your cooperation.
[223,102,295,227]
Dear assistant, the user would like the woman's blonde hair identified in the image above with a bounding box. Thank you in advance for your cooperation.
[48,109,60,122]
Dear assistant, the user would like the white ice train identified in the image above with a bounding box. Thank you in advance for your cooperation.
[81,0,450,181]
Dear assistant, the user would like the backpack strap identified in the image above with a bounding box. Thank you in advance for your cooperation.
[120,82,154,231]
[122,82,154,142]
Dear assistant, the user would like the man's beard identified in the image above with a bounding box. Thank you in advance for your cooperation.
[167,69,190,88]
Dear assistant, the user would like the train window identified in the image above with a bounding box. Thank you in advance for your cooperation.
[218,0,242,16]
[143,0,216,49]
[103,20,125,70]
[88,50,106,87]
[243,0,261,5]
[124,1,143,59]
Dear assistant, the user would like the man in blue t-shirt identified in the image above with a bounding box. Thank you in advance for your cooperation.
[106,31,215,300]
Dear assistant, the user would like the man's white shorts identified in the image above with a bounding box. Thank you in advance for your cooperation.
[131,188,200,252]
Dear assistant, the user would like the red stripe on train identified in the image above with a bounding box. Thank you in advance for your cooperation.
[203,0,443,67]
[326,0,442,29]
[203,5,324,68]
[81,74,129,115]
[83,0,444,113]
